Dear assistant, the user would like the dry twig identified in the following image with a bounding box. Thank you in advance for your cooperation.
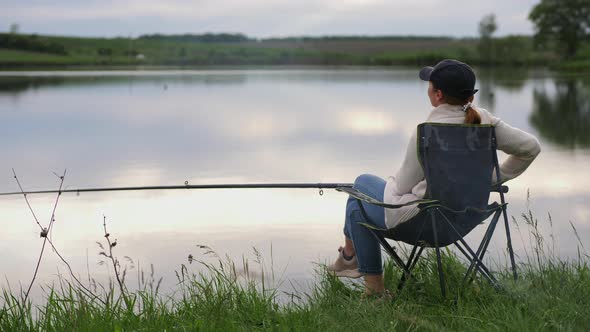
[13,169,104,305]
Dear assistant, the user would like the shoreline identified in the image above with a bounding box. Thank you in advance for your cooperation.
[1,62,588,73]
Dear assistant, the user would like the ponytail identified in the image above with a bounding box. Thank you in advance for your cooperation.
[464,106,481,124]
[431,82,481,124]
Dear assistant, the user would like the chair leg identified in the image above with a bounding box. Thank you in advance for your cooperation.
[397,245,424,292]
[455,242,499,289]
[454,238,500,289]
[398,244,418,288]
[357,199,408,272]
[430,209,446,298]
[434,247,445,298]
[462,210,501,284]
[435,208,501,289]
[499,196,518,280]
[368,229,407,271]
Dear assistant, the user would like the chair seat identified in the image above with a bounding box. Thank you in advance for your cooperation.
[383,202,501,247]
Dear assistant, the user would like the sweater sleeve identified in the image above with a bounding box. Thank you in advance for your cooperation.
[490,116,541,184]
[390,129,425,195]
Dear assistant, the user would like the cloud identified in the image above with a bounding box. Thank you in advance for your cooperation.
[1,0,539,37]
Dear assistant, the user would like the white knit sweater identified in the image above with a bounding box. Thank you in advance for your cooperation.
[383,103,541,229]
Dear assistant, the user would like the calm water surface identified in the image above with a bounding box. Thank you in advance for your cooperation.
[1,68,589,300]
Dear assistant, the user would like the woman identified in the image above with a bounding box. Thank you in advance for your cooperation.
[328,59,541,296]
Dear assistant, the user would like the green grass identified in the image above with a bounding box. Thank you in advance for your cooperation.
[3,33,585,69]
[0,48,139,67]
[1,251,589,331]
[1,208,589,331]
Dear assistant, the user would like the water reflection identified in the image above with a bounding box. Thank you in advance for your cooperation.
[531,79,590,148]
[475,67,534,110]
[0,69,423,191]
[0,73,250,97]
[0,76,66,94]
[0,69,418,98]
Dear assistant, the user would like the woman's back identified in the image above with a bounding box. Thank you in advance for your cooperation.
[383,104,540,228]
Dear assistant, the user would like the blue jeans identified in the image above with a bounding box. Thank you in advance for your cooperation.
[343,174,387,275]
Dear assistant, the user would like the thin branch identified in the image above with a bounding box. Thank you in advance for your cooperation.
[102,215,126,296]
[86,248,91,288]
[11,168,43,231]
[13,169,105,304]
[20,170,65,303]
[46,240,105,304]
[44,169,66,236]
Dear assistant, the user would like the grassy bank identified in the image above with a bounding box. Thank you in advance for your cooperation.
[1,213,589,331]
[1,33,581,69]
[1,251,589,331]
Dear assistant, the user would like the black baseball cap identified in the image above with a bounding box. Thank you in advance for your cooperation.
[419,59,478,99]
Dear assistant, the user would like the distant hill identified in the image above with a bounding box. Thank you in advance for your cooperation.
[138,33,252,43]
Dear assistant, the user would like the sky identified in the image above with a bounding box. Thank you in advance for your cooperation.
[2,0,541,38]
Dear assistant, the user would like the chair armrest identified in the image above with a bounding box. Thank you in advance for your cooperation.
[491,184,509,194]
[336,187,438,209]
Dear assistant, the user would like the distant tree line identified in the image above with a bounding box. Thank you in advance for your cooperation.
[138,33,252,43]
[137,33,456,44]
[0,33,67,55]
[96,47,140,57]
[263,36,455,42]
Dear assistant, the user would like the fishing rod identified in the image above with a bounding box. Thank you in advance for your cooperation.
[0,182,354,197]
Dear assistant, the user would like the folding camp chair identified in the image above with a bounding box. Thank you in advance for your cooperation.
[337,123,517,297]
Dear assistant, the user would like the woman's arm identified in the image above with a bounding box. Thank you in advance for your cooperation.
[492,118,541,184]
[390,130,425,195]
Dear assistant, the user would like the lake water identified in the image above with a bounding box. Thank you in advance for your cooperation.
[0,67,589,301]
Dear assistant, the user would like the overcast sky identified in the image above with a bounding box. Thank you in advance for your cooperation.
[2,0,541,38]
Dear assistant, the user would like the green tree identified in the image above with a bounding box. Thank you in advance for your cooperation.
[479,14,497,39]
[9,23,19,34]
[478,14,497,64]
[529,0,590,58]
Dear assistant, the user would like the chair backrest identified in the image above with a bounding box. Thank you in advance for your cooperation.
[418,123,495,211]
[388,123,499,246]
